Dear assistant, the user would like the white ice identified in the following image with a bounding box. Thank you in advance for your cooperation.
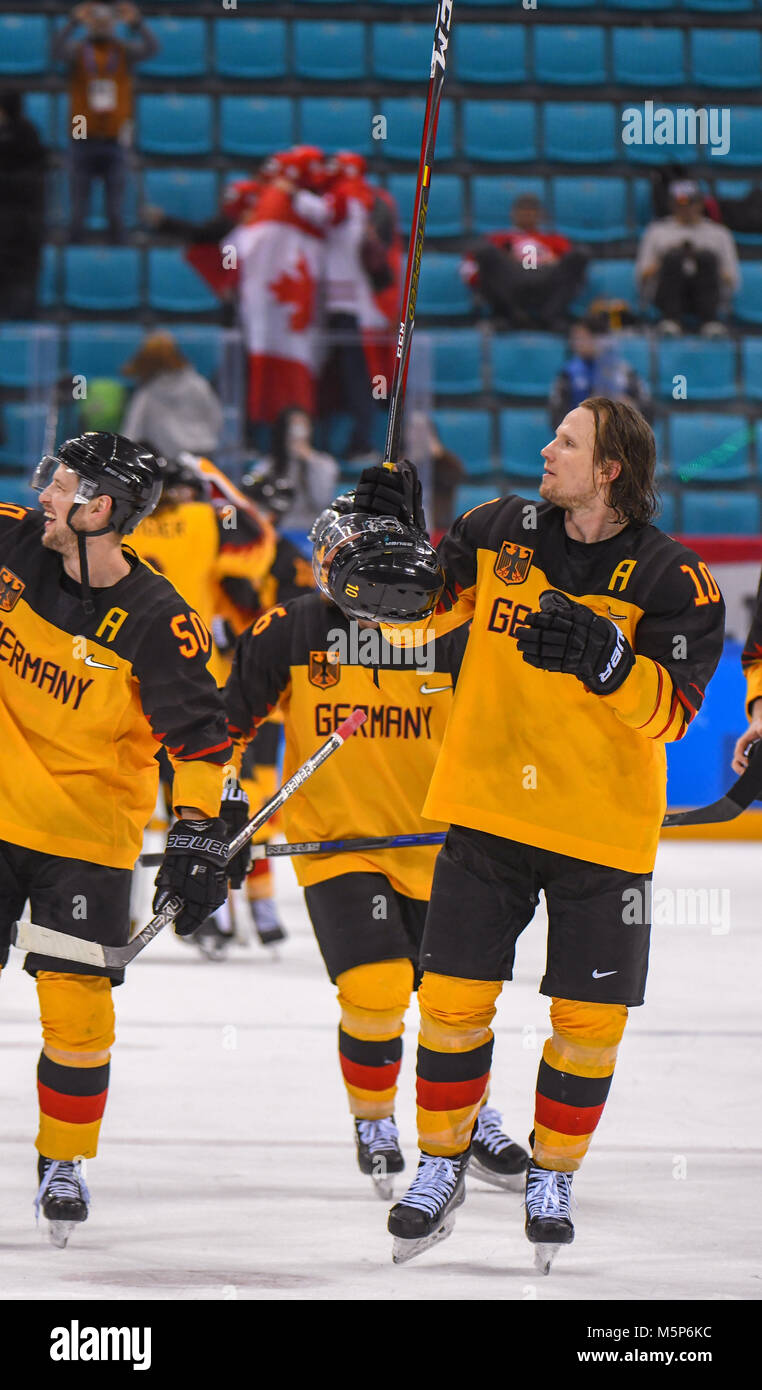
[1,841,760,1302]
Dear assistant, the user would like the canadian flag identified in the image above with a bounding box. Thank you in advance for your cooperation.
[227,186,325,425]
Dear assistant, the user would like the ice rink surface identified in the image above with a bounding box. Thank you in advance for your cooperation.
[1,841,760,1303]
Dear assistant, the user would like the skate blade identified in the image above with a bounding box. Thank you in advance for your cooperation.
[372,1175,395,1201]
[469,1157,526,1193]
[391,1212,457,1265]
[47,1220,77,1249]
[532,1242,561,1276]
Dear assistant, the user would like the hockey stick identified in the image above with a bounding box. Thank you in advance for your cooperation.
[662,739,762,827]
[11,710,366,969]
[383,0,454,467]
[138,830,447,867]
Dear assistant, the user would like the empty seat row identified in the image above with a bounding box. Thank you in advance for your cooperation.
[5,15,759,88]
[450,483,760,539]
[0,323,225,390]
[22,92,762,165]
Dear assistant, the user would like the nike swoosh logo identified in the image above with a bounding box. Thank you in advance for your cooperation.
[83,655,117,670]
[592,969,617,979]
[419,684,451,695]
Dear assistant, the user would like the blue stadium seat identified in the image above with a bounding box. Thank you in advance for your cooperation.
[143,169,219,224]
[381,98,455,162]
[683,0,753,11]
[221,96,295,157]
[718,108,762,166]
[0,475,37,508]
[500,409,552,478]
[463,102,537,164]
[371,24,431,82]
[147,249,219,314]
[0,325,59,389]
[632,178,654,230]
[454,485,501,516]
[654,490,677,533]
[533,27,607,86]
[492,334,566,398]
[551,177,629,243]
[543,104,616,163]
[572,260,638,315]
[735,265,762,325]
[614,335,652,386]
[0,405,48,467]
[0,15,48,74]
[690,30,761,88]
[612,28,685,86]
[163,326,224,383]
[386,174,465,237]
[455,25,527,85]
[23,92,53,145]
[138,18,207,78]
[429,331,484,397]
[522,0,597,7]
[63,247,141,312]
[416,256,471,319]
[214,19,287,80]
[669,413,752,482]
[296,22,366,80]
[622,103,698,166]
[656,339,736,402]
[607,0,665,9]
[471,177,548,234]
[138,95,213,156]
[67,324,143,382]
[39,246,58,309]
[434,412,493,475]
[742,340,762,401]
[681,492,759,537]
[299,99,373,155]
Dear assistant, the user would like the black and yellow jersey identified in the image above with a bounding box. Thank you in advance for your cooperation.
[0,503,231,869]
[217,533,316,639]
[741,569,762,716]
[388,496,724,874]
[225,593,467,899]
[131,499,276,685]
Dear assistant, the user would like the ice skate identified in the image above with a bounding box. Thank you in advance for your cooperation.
[470,1106,529,1191]
[388,1151,468,1264]
[354,1117,405,1200]
[35,1157,90,1249]
[192,914,233,961]
[524,1158,574,1275]
[250,897,287,949]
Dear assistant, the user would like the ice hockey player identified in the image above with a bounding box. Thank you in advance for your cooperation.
[350,399,726,1269]
[0,433,241,1247]
[733,569,762,774]
[224,498,529,1199]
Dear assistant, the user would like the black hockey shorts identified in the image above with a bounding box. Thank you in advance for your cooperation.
[304,871,428,984]
[420,825,652,1007]
[0,840,132,986]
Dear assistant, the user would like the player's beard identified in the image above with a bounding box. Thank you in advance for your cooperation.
[41,516,77,559]
[539,472,601,513]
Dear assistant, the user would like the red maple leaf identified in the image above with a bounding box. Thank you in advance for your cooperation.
[268,255,315,332]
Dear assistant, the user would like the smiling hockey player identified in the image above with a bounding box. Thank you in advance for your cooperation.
[350,400,725,1270]
[0,433,235,1247]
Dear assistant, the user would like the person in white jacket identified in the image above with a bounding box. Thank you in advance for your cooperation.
[121,331,223,458]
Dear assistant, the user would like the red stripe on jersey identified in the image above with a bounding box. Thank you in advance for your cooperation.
[636,661,664,731]
[653,692,680,741]
[37,1082,108,1125]
[178,740,233,762]
[339,1057,402,1092]
[535,1095,605,1137]
[416,1074,489,1112]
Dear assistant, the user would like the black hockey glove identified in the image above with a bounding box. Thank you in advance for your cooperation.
[353,459,427,534]
[153,817,230,935]
[220,780,250,889]
[515,590,635,696]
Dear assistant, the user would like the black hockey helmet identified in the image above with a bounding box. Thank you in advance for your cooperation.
[310,496,444,623]
[240,466,295,519]
[156,453,209,502]
[32,432,162,536]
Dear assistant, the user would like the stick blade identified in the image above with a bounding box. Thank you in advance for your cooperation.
[662,796,740,829]
[11,920,107,968]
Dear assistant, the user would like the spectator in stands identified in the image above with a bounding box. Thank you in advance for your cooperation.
[460,194,589,331]
[636,180,739,338]
[53,1,158,244]
[256,406,339,534]
[405,411,465,533]
[121,331,223,460]
[548,313,651,429]
[0,91,46,320]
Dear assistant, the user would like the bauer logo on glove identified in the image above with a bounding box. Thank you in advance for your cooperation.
[515,590,635,696]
